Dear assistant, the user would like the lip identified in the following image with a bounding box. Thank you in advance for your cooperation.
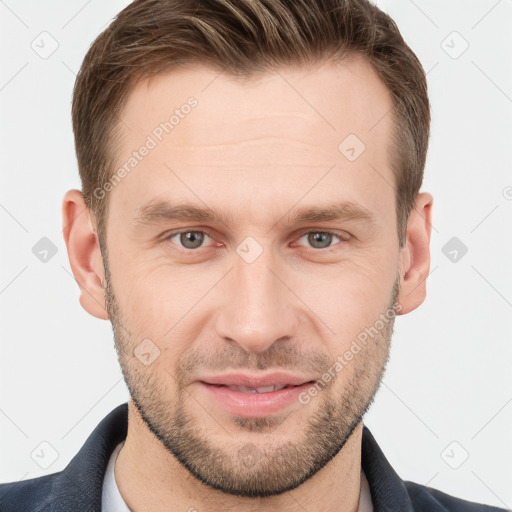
[199,372,314,388]
[197,373,317,418]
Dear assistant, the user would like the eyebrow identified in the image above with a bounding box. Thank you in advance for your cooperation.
[134,200,376,228]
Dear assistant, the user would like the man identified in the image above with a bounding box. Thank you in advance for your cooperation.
[0,0,506,511]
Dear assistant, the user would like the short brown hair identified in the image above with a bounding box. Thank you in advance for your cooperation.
[72,0,430,248]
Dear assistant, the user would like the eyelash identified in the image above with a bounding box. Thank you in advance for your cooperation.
[164,229,349,251]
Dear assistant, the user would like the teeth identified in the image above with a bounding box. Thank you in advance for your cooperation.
[226,384,287,393]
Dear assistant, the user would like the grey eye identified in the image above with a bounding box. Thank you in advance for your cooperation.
[298,232,341,249]
[170,231,208,249]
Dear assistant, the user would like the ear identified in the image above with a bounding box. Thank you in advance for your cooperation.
[397,192,434,315]
[62,189,109,320]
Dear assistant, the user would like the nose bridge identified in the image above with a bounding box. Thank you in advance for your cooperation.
[215,243,298,353]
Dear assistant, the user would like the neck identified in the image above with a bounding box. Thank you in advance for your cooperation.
[115,400,363,512]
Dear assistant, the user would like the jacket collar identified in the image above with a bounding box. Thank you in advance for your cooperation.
[361,425,414,512]
[41,403,413,512]
[36,403,128,512]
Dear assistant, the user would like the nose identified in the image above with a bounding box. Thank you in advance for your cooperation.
[214,246,300,354]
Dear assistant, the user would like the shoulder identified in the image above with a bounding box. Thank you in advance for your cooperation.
[361,425,507,512]
[0,403,128,512]
[404,480,509,512]
[0,472,60,512]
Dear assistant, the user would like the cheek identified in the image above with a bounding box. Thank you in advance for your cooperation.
[290,253,396,318]
[292,259,397,361]
[110,255,220,356]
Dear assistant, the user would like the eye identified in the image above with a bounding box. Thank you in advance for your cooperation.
[167,230,214,250]
[295,231,346,250]
[164,229,348,252]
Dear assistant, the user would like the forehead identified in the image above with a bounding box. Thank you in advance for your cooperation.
[108,58,395,225]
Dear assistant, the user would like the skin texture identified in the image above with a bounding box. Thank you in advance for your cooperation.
[62,56,433,511]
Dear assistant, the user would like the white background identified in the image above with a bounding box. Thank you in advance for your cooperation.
[1,0,511,509]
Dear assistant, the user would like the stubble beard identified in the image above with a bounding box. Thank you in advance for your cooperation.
[104,255,398,498]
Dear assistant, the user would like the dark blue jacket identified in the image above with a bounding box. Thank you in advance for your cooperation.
[0,403,507,511]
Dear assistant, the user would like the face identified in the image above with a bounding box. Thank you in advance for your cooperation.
[102,57,401,497]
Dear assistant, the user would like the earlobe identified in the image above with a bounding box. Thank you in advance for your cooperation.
[62,189,109,320]
[397,192,434,315]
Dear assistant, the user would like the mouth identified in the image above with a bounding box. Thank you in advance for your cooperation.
[196,374,318,417]
[199,371,316,389]
[202,382,314,393]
